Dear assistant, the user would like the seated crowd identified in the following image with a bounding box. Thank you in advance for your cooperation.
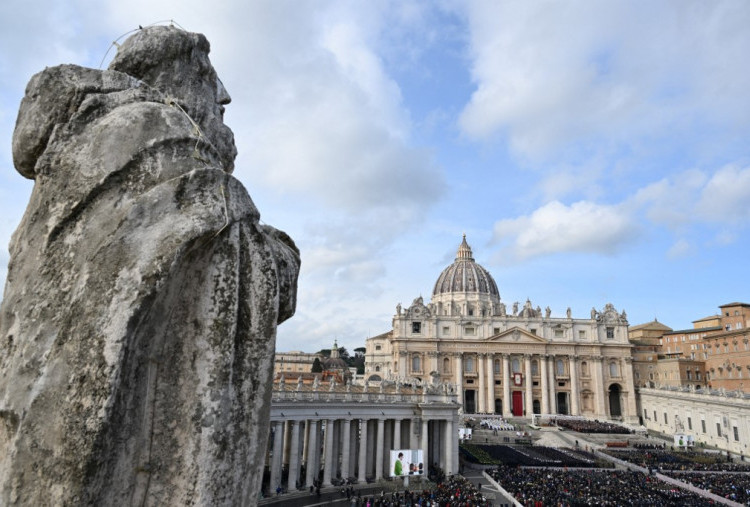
[489,466,713,506]
[479,418,516,431]
[555,419,632,434]
[606,449,750,472]
[461,444,606,468]
[352,475,491,506]
[666,471,750,505]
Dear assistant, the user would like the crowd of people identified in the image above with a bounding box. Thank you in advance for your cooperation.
[555,419,632,434]
[606,449,750,472]
[479,418,516,431]
[489,466,713,506]
[346,476,491,506]
[667,472,750,505]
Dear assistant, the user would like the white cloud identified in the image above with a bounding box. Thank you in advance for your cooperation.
[666,239,691,259]
[459,0,750,160]
[492,200,639,261]
[695,165,750,223]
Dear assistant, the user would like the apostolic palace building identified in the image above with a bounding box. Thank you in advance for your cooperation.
[364,235,638,423]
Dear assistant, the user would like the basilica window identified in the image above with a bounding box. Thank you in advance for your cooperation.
[465,357,475,373]
[554,329,563,338]
[511,358,521,373]
[443,357,451,373]
[606,327,615,339]
[412,355,421,372]
[375,366,381,372]
[609,362,619,377]
[465,327,475,336]
[579,330,586,339]
[531,360,539,376]
[581,361,589,376]
[412,322,421,334]
[556,359,565,376]
[494,360,501,374]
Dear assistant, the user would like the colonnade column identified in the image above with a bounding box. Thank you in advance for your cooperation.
[502,354,511,417]
[421,419,429,473]
[269,420,284,493]
[569,356,580,415]
[454,353,464,407]
[305,420,318,487]
[287,421,301,491]
[486,354,495,414]
[478,353,486,413]
[322,419,335,486]
[375,419,385,479]
[444,418,454,475]
[393,419,401,449]
[357,419,368,483]
[341,419,351,482]
[540,355,549,414]
[524,354,533,417]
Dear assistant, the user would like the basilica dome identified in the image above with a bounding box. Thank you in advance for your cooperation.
[432,235,499,299]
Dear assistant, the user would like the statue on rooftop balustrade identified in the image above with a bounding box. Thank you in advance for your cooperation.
[0,26,299,505]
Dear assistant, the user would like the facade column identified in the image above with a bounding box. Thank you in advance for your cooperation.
[393,419,401,449]
[305,420,318,488]
[341,419,351,483]
[548,355,557,414]
[429,351,439,379]
[322,418,335,486]
[444,417,454,475]
[287,420,301,491]
[398,350,407,379]
[540,355,549,415]
[357,419,368,483]
[502,354,511,417]
[486,354,495,414]
[269,421,284,494]
[593,358,606,417]
[569,356,580,415]
[375,419,385,479]
[478,353,486,413]
[331,420,340,479]
[524,354,533,417]
[454,352,464,407]
[623,357,638,421]
[421,419,429,474]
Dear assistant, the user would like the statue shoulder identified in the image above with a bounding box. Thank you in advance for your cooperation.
[13,65,143,179]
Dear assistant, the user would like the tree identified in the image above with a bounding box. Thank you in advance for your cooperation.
[311,357,323,373]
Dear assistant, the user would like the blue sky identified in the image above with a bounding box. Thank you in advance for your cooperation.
[1,1,749,354]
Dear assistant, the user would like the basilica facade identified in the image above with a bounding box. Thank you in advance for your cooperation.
[365,236,638,423]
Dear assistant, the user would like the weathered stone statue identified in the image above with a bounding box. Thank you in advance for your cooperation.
[0,26,299,506]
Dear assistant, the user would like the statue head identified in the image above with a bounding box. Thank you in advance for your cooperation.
[109,26,237,172]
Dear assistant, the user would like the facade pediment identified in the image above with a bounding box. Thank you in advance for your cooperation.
[486,327,549,344]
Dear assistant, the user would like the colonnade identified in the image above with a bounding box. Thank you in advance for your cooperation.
[267,415,456,492]
[266,385,460,495]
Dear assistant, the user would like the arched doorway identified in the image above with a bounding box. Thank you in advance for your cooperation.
[608,384,622,417]
[495,398,503,414]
